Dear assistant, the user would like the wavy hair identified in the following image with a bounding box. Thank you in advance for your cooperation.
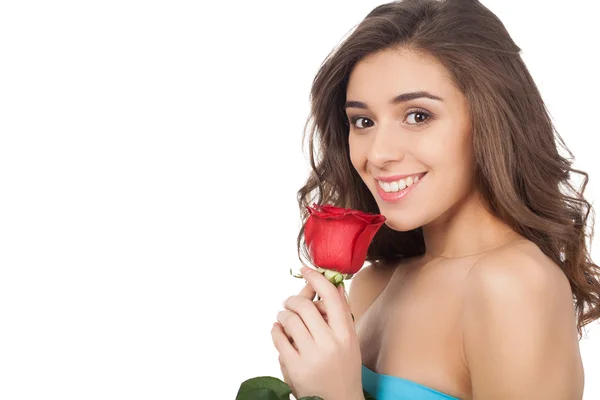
[295,0,600,336]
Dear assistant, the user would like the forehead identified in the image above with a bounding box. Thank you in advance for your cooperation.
[346,48,458,102]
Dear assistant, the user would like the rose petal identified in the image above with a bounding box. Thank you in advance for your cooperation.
[349,219,386,274]
[303,203,386,274]
[305,216,358,270]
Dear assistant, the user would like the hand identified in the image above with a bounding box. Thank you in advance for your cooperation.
[271,266,364,400]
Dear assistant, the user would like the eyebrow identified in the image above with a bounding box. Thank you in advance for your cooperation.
[344,91,444,110]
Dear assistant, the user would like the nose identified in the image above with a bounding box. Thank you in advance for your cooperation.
[366,121,406,169]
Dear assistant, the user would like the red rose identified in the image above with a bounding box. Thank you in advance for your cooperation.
[303,203,386,276]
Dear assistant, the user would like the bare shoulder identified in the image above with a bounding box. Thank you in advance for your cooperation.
[465,239,573,306]
[347,260,397,323]
[461,239,584,399]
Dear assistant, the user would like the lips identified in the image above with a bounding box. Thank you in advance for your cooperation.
[374,172,426,202]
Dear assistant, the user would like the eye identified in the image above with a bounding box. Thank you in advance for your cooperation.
[405,109,432,125]
[348,116,374,130]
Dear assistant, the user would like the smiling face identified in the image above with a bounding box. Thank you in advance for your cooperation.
[346,48,475,232]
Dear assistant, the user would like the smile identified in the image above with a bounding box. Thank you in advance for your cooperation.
[376,172,427,193]
[375,172,427,202]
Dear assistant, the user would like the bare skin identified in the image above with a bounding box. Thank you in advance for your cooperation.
[355,254,475,398]
[351,239,584,399]
[345,47,585,399]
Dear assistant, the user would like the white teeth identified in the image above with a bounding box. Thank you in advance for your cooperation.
[377,174,423,193]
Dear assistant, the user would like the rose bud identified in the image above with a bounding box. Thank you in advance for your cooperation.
[291,204,386,290]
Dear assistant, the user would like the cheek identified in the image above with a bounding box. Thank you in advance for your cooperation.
[422,128,474,188]
[427,126,473,168]
[415,135,447,169]
[436,136,475,191]
[348,135,364,171]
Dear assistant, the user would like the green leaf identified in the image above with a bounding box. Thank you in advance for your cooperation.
[236,376,292,400]
[236,388,282,400]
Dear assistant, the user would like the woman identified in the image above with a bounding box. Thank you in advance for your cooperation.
[271,0,600,399]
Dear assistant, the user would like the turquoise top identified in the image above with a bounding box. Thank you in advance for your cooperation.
[362,364,460,400]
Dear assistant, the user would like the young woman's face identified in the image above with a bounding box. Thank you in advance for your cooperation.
[346,48,475,231]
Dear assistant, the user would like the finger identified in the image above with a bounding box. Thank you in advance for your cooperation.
[278,355,295,393]
[313,299,327,315]
[276,309,314,353]
[276,310,304,351]
[307,299,330,321]
[294,273,341,320]
[280,324,299,351]
[271,321,299,365]
[298,281,317,301]
[283,295,331,342]
[301,267,348,333]
[311,300,331,323]
[273,320,297,350]
[295,281,332,320]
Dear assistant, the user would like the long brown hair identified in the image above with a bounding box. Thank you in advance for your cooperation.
[295,0,600,336]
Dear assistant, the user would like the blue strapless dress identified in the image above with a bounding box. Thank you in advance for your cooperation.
[362,364,460,400]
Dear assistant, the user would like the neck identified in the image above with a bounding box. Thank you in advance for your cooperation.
[421,190,521,259]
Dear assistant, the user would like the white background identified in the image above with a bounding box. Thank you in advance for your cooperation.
[0,0,598,399]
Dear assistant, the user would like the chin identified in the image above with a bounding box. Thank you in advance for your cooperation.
[383,217,422,233]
